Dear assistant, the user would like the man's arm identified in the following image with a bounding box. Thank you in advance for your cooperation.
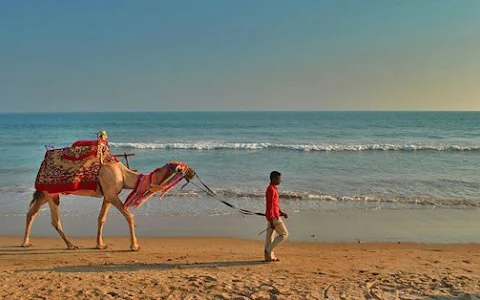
[266,187,274,219]
[266,187,276,228]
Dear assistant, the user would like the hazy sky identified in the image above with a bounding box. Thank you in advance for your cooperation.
[1,1,479,112]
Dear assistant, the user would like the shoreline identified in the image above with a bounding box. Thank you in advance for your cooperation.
[2,208,480,244]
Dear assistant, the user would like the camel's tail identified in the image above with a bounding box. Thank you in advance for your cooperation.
[29,191,44,209]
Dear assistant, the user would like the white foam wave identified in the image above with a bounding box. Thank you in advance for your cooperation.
[0,185,35,194]
[1,185,478,211]
[109,142,480,152]
[166,189,480,208]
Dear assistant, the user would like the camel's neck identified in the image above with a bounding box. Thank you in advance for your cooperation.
[121,164,140,189]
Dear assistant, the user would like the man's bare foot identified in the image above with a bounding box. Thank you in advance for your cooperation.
[264,250,280,262]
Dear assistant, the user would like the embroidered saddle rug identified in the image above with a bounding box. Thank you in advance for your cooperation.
[123,162,191,209]
[35,140,118,194]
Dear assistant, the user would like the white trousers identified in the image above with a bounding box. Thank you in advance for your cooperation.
[264,218,289,257]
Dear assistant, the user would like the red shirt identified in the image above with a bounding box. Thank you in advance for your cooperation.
[265,184,280,221]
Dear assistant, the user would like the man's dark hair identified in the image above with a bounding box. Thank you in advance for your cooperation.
[270,171,281,182]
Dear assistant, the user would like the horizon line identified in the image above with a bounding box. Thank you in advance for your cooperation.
[1,109,480,114]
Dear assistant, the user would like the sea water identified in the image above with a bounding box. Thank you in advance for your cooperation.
[1,111,479,221]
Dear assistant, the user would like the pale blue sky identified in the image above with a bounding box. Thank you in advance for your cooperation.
[1,0,479,112]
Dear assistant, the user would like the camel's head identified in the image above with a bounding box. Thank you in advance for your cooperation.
[184,165,196,181]
[164,162,196,181]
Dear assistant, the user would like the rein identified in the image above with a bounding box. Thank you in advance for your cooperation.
[189,174,265,217]
[126,161,265,217]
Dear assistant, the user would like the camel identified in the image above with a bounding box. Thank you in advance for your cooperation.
[22,161,195,251]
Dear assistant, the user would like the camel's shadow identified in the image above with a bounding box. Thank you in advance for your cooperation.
[17,260,266,273]
[0,246,133,255]
[2,245,267,273]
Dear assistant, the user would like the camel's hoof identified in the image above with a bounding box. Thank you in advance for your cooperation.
[67,245,79,250]
[130,245,140,252]
[96,244,109,250]
[21,242,33,248]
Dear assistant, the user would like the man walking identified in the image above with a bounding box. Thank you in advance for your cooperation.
[264,171,289,262]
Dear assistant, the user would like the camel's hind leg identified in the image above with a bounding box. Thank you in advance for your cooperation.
[96,199,111,249]
[48,195,78,250]
[22,191,48,247]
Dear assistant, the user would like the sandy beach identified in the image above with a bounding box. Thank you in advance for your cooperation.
[1,236,479,299]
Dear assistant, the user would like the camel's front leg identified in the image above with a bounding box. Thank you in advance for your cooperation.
[109,197,139,251]
[96,200,111,249]
[48,196,78,250]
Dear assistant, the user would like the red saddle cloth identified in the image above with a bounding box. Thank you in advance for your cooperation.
[34,140,118,194]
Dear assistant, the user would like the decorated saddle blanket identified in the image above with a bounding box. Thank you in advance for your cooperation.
[35,140,118,194]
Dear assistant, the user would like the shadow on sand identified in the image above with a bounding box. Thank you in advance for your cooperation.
[2,244,268,273]
[0,246,134,255]
[17,260,267,273]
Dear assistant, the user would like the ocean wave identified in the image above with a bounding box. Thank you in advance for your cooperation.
[0,185,35,194]
[109,142,480,152]
[2,185,478,208]
[166,189,480,208]
[0,167,38,175]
